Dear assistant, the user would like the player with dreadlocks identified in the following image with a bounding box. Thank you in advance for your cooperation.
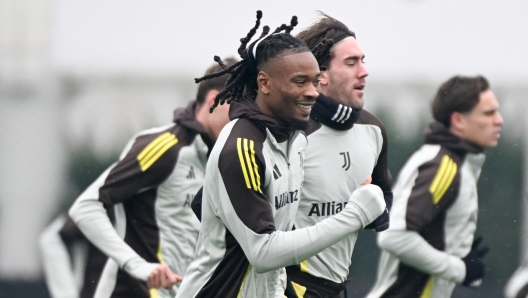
[284,13,393,297]
[176,11,386,298]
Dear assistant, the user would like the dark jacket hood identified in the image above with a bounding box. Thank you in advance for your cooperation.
[173,101,214,150]
[425,122,483,154]
[229,96,294,142]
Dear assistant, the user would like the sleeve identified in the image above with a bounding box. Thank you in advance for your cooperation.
[378,229,466,283]
[504,263,528,298]
[405,153,460,232]
[370,118,393,210]
[39,216,80,298]
[359,110,393,210]
[69,130,180,281]
[220,183,386,273]
[378,152,465,282]
[215,131,385,273]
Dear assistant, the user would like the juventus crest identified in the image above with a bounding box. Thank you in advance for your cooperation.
[340,152,351,171]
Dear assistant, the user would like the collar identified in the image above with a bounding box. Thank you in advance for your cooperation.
[229,96,295,143]
[425,122,483,154]
[173,102,214,152]
[310,93,362,130]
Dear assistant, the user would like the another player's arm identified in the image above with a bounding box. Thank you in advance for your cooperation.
[216,134,386,274]
[378,154,466,283]
[69,131,181,286]
[39,216,81,298]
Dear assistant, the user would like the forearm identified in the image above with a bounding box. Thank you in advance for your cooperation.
[236,185,385,273]
[69,198,157,281]
[378,229,465,283]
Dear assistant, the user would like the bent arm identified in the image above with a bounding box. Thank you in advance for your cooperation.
[378,229,465,283]
[70,129,182,281]
[69,168,158,281]
[223,185,385,273]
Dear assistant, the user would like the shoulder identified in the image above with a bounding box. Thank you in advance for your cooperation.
[414,146,463,196]
[122,123,192,174]
[356,109,386,131]
[303,118,322,137]
[219,118,267,157]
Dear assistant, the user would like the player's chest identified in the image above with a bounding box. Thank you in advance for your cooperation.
[446,168,479,225]
[304,131,379,187]
[157,146,206,209]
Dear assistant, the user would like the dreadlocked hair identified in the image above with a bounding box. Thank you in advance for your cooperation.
[297,11,355,70]
[195,57,239,106]
[194,11,310,112]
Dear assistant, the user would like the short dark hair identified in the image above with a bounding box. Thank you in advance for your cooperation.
[195,11,310,112]
[297,12,355,70]
[432,75,490,127]
[196,57,238,106]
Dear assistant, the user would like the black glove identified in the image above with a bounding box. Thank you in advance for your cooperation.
[365,208,389,232]
[462,236,489,287]
[365,189,392,232]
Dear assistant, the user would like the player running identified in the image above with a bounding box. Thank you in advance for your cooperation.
[285,13,393,298]
[367,75,502,298]
[176,11,386,298]
[68,58,235,297]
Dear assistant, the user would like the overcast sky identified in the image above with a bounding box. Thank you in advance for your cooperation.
[51,0,528,84]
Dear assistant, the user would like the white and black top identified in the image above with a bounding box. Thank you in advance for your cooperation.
[40,215,107,298]
[288,93,392,285]
[367,122,485,298]
[69,103,210,298]
[176,96,386,298]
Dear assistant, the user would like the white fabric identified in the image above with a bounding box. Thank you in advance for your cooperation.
[177,119,385,298]
[39,216,81,298]
[295,123,384,282]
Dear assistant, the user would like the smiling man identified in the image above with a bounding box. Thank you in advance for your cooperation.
[176,12,386,298]
[367,75,503,298]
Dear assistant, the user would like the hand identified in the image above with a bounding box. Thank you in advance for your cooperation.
[462,236,489,287]
[361,175,372,186]
[365,208,389,231]
[147,264,183,289]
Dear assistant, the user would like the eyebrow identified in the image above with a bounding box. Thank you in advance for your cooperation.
[291,73,321,80]
[344,55,365,61]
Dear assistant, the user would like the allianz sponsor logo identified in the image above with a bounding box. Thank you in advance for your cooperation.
[308,201,348,216]
[275,190,299,210]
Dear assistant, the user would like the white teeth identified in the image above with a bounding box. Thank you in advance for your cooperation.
[296,104,312,109]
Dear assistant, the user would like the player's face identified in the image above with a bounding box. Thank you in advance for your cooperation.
[258,51,320,129]
[321,37,368,110]
[458,90,503,148]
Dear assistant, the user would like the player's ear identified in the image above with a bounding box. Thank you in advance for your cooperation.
[204,89,219,106]
[257,71,270,95]
[319,70,328,86]
[450,112,466,131]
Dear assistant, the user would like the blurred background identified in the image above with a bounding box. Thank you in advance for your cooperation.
[1,0,527,297]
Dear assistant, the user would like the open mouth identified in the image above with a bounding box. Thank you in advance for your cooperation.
[354,85,365,91]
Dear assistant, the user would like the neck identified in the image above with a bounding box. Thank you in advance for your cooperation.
[194,103,214,139]
[255,93,273,117]
[311,93,361,130]
[449,126,466,140]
